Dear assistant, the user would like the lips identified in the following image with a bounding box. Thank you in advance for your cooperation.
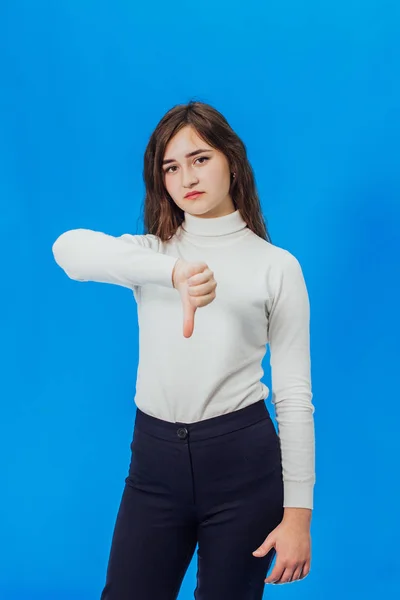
[184,191,204,199]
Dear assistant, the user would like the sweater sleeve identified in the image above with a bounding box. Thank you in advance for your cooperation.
[267,251,316,510]
[52,229,178,289]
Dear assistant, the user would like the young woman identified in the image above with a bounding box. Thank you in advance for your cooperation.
[52,101,316,599]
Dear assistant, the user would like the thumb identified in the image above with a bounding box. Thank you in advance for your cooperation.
[181,292,197,338]
[252,535,275,557]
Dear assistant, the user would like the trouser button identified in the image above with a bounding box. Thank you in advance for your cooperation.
[177,427,188,440]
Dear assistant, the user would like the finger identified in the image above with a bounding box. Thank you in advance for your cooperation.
[188,280,217,297]
[299,560,310,579]
[183,262,208,280]
[290,564,304,582]
[264,562,285,584]
[252,538,274,557]
[191,291,216,308]
[272,567,296,584]
[253,542,274,558]
[182,295,196,338]
[187,268,214,286]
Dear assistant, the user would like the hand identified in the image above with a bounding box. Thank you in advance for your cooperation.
[252,518,311,585]
[172,259,217,338]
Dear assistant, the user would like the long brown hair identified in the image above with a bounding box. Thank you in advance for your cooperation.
[141,101,272,243]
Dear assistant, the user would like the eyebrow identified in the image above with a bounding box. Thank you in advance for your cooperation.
[162,148,211,166]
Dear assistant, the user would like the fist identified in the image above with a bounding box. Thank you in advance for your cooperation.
[172,259,217,338]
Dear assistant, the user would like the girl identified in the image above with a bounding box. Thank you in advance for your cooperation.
[52,101,315,599]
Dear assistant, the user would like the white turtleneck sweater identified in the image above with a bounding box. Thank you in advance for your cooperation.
[52,210,315,510]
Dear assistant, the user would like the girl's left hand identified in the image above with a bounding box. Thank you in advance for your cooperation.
[252,519,311,584]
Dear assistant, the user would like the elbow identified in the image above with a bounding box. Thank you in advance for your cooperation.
[52,229,87,280]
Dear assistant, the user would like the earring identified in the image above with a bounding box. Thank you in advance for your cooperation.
[231,172,236,178]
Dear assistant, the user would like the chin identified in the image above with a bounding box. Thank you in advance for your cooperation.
[183,198,219,214]
[175,194,232,217]
[187,203,210,212]
[187,205,216,217]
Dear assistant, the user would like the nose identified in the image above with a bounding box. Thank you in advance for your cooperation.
[182,166,199,188]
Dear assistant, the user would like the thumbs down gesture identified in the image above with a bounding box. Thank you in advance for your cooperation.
[172,259,217,338]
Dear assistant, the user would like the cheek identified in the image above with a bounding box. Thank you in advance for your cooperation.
[207,163,230,190]
[164,176,185,209]
[164,175,177,198]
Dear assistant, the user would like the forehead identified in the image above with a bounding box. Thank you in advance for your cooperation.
[164,126,211,158]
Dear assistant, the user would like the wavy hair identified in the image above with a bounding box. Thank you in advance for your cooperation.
[141,101,271,243]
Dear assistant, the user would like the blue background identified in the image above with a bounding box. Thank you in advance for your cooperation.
[1,0,399,598]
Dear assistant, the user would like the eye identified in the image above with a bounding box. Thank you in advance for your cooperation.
[164,165,178,174]
[195,156,210,165]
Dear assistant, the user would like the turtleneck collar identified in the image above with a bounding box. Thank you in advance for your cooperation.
[181,209,248,237]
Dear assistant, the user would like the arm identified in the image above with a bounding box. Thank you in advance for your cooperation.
[52,229,178,289]
[267,252,315,511]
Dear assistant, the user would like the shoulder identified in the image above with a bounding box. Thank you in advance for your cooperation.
[245,230,302,271]
[244,231,308,299]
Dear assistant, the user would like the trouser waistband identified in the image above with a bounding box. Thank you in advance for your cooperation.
[134,399,270,442]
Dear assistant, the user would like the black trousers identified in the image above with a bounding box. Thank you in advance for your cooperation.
[100,399,284,599]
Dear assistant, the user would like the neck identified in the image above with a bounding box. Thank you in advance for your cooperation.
[180,209,248,240]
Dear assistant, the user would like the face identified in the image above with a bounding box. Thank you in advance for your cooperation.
[162,125,235,218]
